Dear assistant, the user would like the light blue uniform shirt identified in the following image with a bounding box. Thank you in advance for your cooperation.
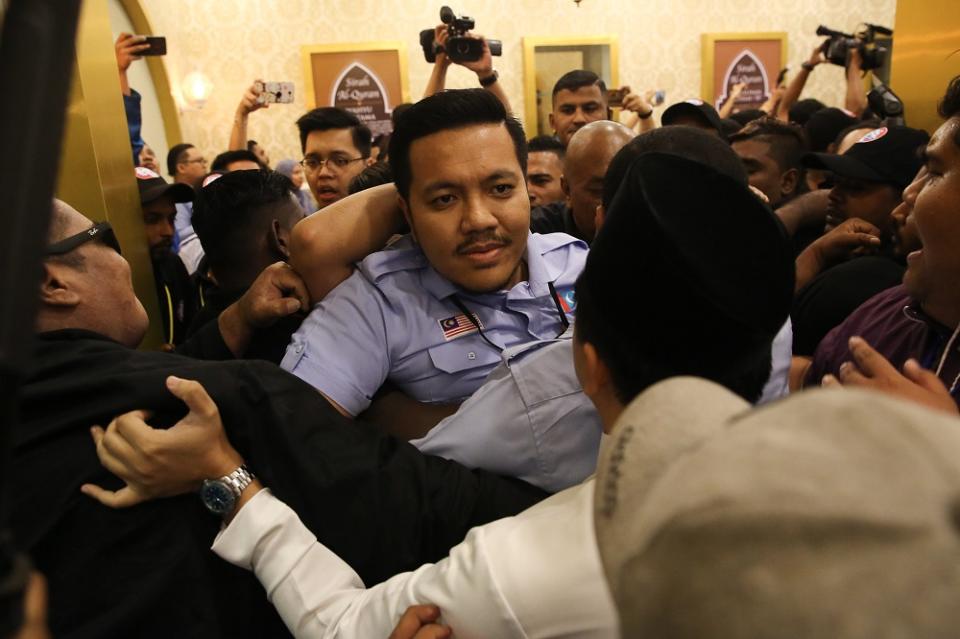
[413,334,602,493]
[281,232,588,416]
[409,319,794,493]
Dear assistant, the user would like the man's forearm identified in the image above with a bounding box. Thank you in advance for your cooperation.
[229,110,248,151]
[794,242,827,293]
[217,303,254,357]
[424,63,449,98]
[845,65,868,117]
[777,68,811,121]
[482,76,512,115]
[289,183,405,301]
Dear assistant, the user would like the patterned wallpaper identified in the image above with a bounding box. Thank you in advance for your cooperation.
[140,0,896,165]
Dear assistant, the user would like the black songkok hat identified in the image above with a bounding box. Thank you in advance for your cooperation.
[578,153,795,374]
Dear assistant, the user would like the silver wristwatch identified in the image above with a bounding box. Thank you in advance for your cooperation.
[199,465,255,516]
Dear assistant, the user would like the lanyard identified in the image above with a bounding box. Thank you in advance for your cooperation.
[449,282,571,353]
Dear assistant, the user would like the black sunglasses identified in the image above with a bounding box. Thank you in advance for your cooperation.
[45,221,122,256]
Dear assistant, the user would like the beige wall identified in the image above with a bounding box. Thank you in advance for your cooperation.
[141,0,896,165]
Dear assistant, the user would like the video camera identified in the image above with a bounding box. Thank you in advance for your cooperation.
[419,6,502,64]
[816,23,892,71]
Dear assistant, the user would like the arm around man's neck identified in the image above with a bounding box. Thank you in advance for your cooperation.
[290,184,406,302]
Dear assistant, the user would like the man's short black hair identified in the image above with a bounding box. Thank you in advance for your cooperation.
[166,143,194,177]
[788,99,826,125]
[191,169,296,277]
[388,89,527,201]
[246,140,260,151]
[551,70,606,101]
[295,107,372,157]
[210,150,263,172]
[602,126,748,208]
[348,161,393,195]
[938,75,960,148]
[527,135,565,159]
[729,117,808,173]
[391,103,414,128]
[729,108,766,128]
[575,276,773,404]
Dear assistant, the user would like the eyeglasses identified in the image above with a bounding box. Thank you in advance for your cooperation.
[46,221,122,256]
[299,155,365,173]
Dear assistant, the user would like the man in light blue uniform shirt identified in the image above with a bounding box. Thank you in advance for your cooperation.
[283,232,584,416]
[282,89,587,416]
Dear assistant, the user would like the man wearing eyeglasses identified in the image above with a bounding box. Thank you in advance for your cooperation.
[295,107,376,208]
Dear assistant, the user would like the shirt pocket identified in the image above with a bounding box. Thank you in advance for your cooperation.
[427,340,502,373]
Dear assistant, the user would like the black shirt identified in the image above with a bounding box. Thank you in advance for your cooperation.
[153,253,199,346]
[529,201,588,243]
[792,256,905,356]
[186,286,303,365]
[12,330,546,637]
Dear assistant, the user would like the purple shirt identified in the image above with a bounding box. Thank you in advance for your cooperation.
[805,285,960,407]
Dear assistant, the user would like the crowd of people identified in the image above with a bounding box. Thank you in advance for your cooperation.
[7,23,960,639]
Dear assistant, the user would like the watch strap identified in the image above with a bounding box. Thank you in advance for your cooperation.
[479,70,499,87]
[221,465,255,497]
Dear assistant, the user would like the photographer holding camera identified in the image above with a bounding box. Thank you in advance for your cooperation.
[777,37,876,123]
[421,8,512,114]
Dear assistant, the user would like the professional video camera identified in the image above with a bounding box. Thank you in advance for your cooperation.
[816,23,892,71]
[419,6,502,64]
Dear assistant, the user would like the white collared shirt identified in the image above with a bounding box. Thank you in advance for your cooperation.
[212,483,618,638]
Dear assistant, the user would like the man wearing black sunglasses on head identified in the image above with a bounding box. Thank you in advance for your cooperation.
[8,199,548,638]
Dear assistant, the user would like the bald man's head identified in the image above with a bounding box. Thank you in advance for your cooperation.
[38,199,148,347]
[562,121,636,241]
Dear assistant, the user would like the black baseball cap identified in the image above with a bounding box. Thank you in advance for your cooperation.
[661,99,725,137]
[135,167,194,205]
[802,125,929,189]
[804,107,857,153]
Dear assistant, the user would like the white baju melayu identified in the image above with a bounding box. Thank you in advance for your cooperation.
[212,482,618,638]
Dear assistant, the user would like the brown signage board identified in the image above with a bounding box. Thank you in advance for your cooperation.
[701,33,787,113]
[301,43,409,137]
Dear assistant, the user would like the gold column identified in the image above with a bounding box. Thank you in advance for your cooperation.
[890,0,960,134]
[56,0,163,349]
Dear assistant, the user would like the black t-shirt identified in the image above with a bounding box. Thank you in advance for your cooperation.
[12,330,546,637]
[792,256,905,356]
[529,201,587,243]
[153,252,199,345]
[186,286,304,365]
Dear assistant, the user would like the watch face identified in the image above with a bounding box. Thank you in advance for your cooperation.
[200,480,236,516]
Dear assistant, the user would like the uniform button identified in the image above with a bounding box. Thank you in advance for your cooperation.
[467,352,476,360]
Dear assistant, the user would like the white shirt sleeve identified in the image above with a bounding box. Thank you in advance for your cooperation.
[212,489,527,639]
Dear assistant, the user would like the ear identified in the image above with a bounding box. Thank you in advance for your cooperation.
[397,193,416,242]
[269,219,291,261]
[40,263,82,308]
[560,174,571,198]
[577,339,611,399]
[780,168,800,198]
[548,112,556,133]
[365,156,376,168]
[594,203,605,232]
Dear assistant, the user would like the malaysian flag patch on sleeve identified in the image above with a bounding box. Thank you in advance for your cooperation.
[438,313,482,341]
